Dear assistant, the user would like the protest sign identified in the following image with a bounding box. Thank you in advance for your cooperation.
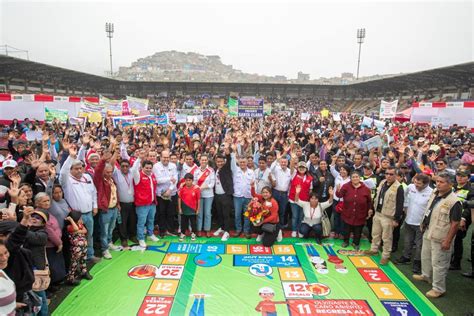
[379,100,398,119]
[361,116,385,132]
[238,97,264,118]
[25,131,43,141]
[363,135,383,150]
[300,113,311,121]
[45,107,68,122]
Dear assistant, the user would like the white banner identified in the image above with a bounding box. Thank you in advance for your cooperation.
[300,113,311,121]
[176,114,187,123]
[431,117,451,128]
[332,113,341,121]
[379,100,398,119]
[446,102,463,108]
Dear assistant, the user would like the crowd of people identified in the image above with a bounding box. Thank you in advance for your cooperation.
[0,104,473,314]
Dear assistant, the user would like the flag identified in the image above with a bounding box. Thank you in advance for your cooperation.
[228,97,238,117]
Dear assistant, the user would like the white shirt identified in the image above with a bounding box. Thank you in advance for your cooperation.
[270,160,291,192]
[231,153,255,198]
[113,167,135,203]
[334,176,350,202]
[153,161,178,197]
[215,169,225,195]
[254,167,271,194]
[404,184,433,225]
[296,200,332,226]
[60,156,97,213]
[180,163,197,180]
[194,166,215,198]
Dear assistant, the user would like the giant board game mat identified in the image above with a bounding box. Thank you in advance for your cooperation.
[53,238,441,316]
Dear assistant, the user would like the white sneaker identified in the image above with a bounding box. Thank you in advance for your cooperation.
[108,243,121,251]
[277,230,283,242]
[256,234,263,242]
[148,235,159,242]
[191,233,196,241]
[213,228,223,236]
[102,250,112,260]
[221,231,229,241]
[291,231,297,238]
[298,233,304,238]
[138,240,147,248]
[179,234,185,242]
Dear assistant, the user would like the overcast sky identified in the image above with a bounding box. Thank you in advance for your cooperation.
[1,0,472,79]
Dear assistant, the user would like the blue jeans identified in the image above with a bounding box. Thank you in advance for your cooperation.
[35,290,48,316]
[81,212,94,259]
[299,222,323,240]
[272,190,288,225]
[234,196,251,233]
[99,207,118,252]
[136,204,156,241]
[290,202,304,232]
[197,197,213,232]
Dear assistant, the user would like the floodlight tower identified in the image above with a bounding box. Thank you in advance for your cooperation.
[105,22,114,77]
[356,28,366,80]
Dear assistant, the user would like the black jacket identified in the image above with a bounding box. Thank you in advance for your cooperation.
[4,223,35,301]
[313,168,335,202]
[215,153,234,195]
[24,226,48,270]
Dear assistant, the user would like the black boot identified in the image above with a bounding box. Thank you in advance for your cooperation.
[413,260,421,275]
[396,256,411,265]
[81,272,93,280]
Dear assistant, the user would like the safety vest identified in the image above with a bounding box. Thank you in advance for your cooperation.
[423,191,459,243]
[374,179,400,218]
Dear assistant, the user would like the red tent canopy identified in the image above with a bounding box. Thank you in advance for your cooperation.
[394,107,412,122]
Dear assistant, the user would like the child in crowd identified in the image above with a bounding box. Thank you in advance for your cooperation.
[178,173,200,242]
[65,211,93,285]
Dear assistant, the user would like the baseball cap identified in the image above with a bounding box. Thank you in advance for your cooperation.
[456,169,470,177]
[2,159,17,169]
[297,161,307,169]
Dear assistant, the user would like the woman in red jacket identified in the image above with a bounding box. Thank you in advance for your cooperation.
[335,171,373,250]
[251,185,280,247]
[288,161,313,238]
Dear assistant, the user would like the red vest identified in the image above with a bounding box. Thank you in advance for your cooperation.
[289,173,313,202]
[134,170,158,206]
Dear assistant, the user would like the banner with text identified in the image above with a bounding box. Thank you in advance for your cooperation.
[379,100,398,119]
[238,97,264,118]
[45,107,68,122]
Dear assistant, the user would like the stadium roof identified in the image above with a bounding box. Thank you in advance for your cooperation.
[0,55,472,97]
